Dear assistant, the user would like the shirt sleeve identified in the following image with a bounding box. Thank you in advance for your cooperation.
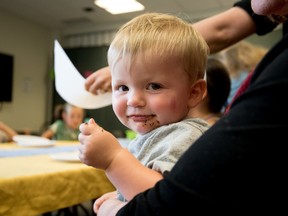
[49,120,60,133]
[234,0,279,35]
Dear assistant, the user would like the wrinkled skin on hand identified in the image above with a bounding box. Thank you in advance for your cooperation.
[78,118,122,170]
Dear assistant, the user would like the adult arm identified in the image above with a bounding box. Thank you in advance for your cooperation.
[193,0,278,53]
[193,7,256,53]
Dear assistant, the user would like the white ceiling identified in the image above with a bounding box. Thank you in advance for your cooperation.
[0,0,234,35]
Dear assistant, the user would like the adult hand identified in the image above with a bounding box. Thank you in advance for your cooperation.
[97,198,127,216]
[85,66,112,95]
[94,191,118,213]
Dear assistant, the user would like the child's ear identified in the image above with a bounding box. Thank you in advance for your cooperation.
[188,79,207,108]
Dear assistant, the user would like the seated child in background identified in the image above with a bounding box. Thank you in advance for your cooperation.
[0,121,17,143]
[78,12,210,211]
[195,58,231,125]
[42,103,84,140]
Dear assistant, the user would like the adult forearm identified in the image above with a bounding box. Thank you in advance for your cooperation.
[193,7,256,53]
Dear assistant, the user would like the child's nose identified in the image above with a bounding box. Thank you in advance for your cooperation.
[127,91,145,107]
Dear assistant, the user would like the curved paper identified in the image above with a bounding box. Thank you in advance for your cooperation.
[54,40,112,109]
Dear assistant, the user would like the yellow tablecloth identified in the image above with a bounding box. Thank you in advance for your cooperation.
[0,141,115,216]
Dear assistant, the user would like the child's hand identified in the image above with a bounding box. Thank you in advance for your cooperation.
[94,191,118,213]
[78,118,122,169]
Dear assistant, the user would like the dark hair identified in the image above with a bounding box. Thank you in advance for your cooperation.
[206,58,231,113]
[53,104,65,121]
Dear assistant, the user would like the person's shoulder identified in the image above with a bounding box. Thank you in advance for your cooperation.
[55,119,64,124]
[234,0,279,35]
[182,118,210,128]
[159,118,210,134]
[50,119,65,128]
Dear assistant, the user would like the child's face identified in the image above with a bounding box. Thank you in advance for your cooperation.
[111,54,193,135]
[63,107,84,130]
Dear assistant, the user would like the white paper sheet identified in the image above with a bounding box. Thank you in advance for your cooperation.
[54,40,112,109]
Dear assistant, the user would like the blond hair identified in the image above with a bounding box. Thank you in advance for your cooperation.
[215,41,268,77]
[108,13,209,83]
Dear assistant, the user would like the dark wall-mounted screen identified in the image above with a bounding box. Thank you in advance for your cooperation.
[0,52,13,102]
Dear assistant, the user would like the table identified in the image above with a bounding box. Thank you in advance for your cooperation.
[0,141,115,216]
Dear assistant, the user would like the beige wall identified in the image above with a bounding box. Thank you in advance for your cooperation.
[0,11,55,132]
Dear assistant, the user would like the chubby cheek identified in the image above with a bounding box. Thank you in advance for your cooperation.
[155,96,188,123]
[112,96,128,126]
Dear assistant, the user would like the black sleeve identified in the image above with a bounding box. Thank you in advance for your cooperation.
[116,35,288,215]
[234,0,279,35]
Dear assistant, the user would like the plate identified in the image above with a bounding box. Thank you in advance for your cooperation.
[54,40,112,109]
[13,135,55,147]
[50,151,80,162]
